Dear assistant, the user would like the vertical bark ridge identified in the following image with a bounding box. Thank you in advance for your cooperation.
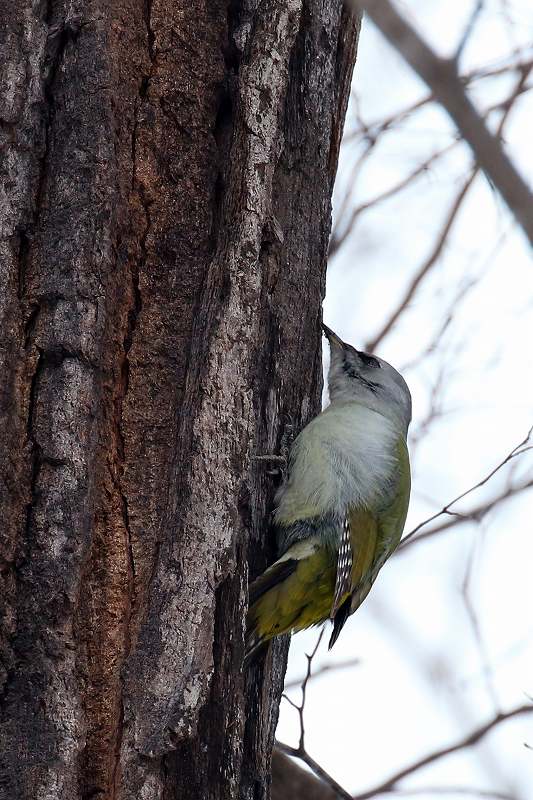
[0,2,51,730]
[117,3,304,796]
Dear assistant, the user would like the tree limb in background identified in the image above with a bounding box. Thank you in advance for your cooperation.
[341,51,532,147]
[349,0,533,246]
[277,629,355,800]
[331,73,531,260]
[276,740,354,800]
[364,62,531,351]
[276,699,531,800]
[331,48,532,263]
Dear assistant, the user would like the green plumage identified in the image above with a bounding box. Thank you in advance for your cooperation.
[246,325,412,661]
[246,439,410,656]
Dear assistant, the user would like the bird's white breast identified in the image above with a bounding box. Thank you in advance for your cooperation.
[276,402,399,520]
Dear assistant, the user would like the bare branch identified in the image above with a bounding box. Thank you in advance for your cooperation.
[365,170,476,352]
[276,704,532,800]
[400,226,510,375]
[342,94,431,145]
[272,750,339,800]
[363,40,532,352]
[349,0,533,246]
[276,740,354,800]
[331,138,381,248]
[329,140,459,257]
[278,634,533,800]
[353,704,533,799]
[277,629,358,799]
[454,0,485,65]
[399,478,533,552]
[332,48,531,264]
[461,528,501,710]
[341,51,533,147]
[466,53,533,83]
[400,427,533,548]
[282,629,325,752]
[332,74,531,261]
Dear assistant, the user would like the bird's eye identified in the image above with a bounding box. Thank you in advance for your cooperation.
[359,353,380,369]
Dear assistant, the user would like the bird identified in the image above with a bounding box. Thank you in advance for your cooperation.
[245,323,411,663]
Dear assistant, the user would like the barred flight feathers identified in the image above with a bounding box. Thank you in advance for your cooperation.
[331,516,352,617]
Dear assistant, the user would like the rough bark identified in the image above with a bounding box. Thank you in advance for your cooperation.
[0,2,359,799]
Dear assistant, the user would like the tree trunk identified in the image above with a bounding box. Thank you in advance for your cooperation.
[0,2,359,798]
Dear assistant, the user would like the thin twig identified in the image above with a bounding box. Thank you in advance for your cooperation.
[341,52,533,147]
[352,704,533,799]
[282,629,325,751]
[400,226,510,375]
[454,0,485,65]
[400,478,533,551]
[277,628,356,799]
[461,523,501,710]
[332,77,531,261]
[333,139,378,231]
[330,140,459,257]
[284,656,362,689]
[365,171,476,352]
[277,705,532,800]
[400,427,533,548]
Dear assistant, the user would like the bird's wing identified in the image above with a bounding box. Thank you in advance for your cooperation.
[330,438,411,647]
[330,506,378,619]
[246,537,336,663]
[329,507,378,647]
[330,507,379,617]
[248,558,299,607]
[331,516,353,616]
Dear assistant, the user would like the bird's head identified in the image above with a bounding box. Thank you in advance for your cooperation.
[323,324,412,434]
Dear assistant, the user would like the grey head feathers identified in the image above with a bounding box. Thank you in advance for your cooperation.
[323,324,412,437]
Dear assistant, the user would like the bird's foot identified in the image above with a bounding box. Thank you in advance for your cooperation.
[253,417,296,477]
[253,419,295,478]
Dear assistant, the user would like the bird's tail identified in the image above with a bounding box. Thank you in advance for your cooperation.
[244,555,300,667]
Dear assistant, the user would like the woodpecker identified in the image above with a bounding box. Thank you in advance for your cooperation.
[246,324,411,661]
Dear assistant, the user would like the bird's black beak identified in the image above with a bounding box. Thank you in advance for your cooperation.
[322,324,347,351]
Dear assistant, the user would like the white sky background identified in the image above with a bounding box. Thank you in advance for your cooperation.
[277,1,533,797]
